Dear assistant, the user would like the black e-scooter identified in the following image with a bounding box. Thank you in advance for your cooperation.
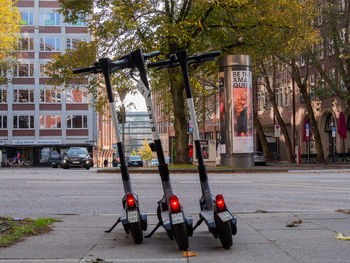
[127,49,192,251]
[148,50,237,249]
[72,56,154,244]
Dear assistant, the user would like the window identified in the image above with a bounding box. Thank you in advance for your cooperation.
[329,68,336,80]
[317,6,323,25]
[0,89,7,103]
[340,28,346,43]
[20,12,33,25]
[40,38,60,51]
[328,38,334,56]
[40,64,52,77]
[13,89,34,103]
[40,115,61,129]
[40,89,61,102]
[39,12,60,26]
[66,38,86,50]
[13,63,34,77]
[283,86,290,106]
[66,88,88,103]
[276,86,283,106]
[67,16,85,26]
[318,40,324,60]
[338,0,345,12]
[300,56,305,67]
[0,116,7,129]
[67,115,88,128]
[13,115,34,129]
[17,38,34,51]
[310,74,315,86]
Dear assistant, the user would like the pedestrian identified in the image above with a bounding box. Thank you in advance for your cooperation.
[104,159,108,167]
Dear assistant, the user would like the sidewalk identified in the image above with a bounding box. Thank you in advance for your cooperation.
[0,211,349,263]
[96,162,350,174]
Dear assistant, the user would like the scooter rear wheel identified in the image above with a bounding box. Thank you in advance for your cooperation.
[215,218,233,249]
[173,222,189,251]
[129,222,143,244]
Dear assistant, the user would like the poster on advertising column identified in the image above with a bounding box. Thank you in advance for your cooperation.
[231,70,253,153]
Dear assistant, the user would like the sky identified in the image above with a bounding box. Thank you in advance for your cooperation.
[123,92,147,112]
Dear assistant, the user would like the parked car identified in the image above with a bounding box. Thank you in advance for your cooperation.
[151,159,159,166]
[62,147,92,169]
[127,155,143,167]
[254,152,266,166]
[51,156,63,168]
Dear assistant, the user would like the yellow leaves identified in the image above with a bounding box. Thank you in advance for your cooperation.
[0,0,20,63]
[334,233,350,241]
[183,251,198,257]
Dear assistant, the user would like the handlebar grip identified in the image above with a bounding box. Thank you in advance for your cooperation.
[111,58,129,68]
[72,66,95,74]
[147,59,171,68]
[144,51,161,59]
[189,50,221,61]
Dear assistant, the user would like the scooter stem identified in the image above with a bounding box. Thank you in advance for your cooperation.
[176,50,213,209]
[99,58,132,194]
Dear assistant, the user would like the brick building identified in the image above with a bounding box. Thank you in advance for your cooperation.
[0,0,97,165]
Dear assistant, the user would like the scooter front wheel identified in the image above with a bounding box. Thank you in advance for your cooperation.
[172,222,189,251]
[215,217,233,249]
[129,222,143,244]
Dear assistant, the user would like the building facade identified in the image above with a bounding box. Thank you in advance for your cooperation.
[0,0,97,166]
[256,0,350,162]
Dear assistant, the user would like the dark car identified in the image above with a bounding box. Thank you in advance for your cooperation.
[127,155,143,167]
[254,151,266,166]
[62,147,91,169]
[51,156,63,168]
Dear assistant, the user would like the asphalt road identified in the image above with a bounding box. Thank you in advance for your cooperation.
[0,167,349,263]
[0,167,349,216]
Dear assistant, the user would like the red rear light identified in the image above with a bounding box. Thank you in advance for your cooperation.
[216,194,225,211]
[127,194,135,208]
[170,195,179,212]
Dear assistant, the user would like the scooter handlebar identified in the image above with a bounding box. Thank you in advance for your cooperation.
[72,66,96,74]
[147,59,171,69]
[144,51,161,59]
[188,50,220,61]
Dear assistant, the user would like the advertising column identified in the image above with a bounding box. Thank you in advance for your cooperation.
[219,55,254,167]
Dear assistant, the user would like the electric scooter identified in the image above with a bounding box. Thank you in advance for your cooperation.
[72,56,152,244]
[148,50,237,249]
[128,49,192,251]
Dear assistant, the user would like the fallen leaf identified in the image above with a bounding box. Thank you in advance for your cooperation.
[255,210,268,213]
[286,219,302,227]
[183,251,198,257]
[334,232,350,240]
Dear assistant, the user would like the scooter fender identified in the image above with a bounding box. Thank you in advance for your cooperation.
[200,209,216,229]
[140,212,148,231]
[120,216,129,234]
[161,211,172,231]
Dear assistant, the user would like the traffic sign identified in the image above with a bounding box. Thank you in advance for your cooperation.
[332,126,336,137]
[306,123,310,137]
[274,125,280,137]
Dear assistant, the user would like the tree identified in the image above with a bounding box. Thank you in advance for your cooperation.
[138,138,153,164]
[0,0,20,63]
[53,0,319,164]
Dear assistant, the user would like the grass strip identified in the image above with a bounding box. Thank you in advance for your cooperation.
[0,217,57,247]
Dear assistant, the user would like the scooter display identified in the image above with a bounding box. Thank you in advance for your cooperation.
[72,56,152,244]
[128,49,192,251]
[148,50,237,249]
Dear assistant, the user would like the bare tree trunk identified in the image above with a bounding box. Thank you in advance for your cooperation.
[253,108,272,161]
[168,67,189,164]
[291,62,325,162]
[261,62,295,163]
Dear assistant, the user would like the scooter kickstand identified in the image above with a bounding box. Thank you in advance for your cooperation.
[145,221,162,238]
[105,217,121,233]
[192,217,204,232]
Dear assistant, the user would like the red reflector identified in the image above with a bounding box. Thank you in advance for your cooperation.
[127,194,135,208]
[170,195,179,212]
[216,194,225,211]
